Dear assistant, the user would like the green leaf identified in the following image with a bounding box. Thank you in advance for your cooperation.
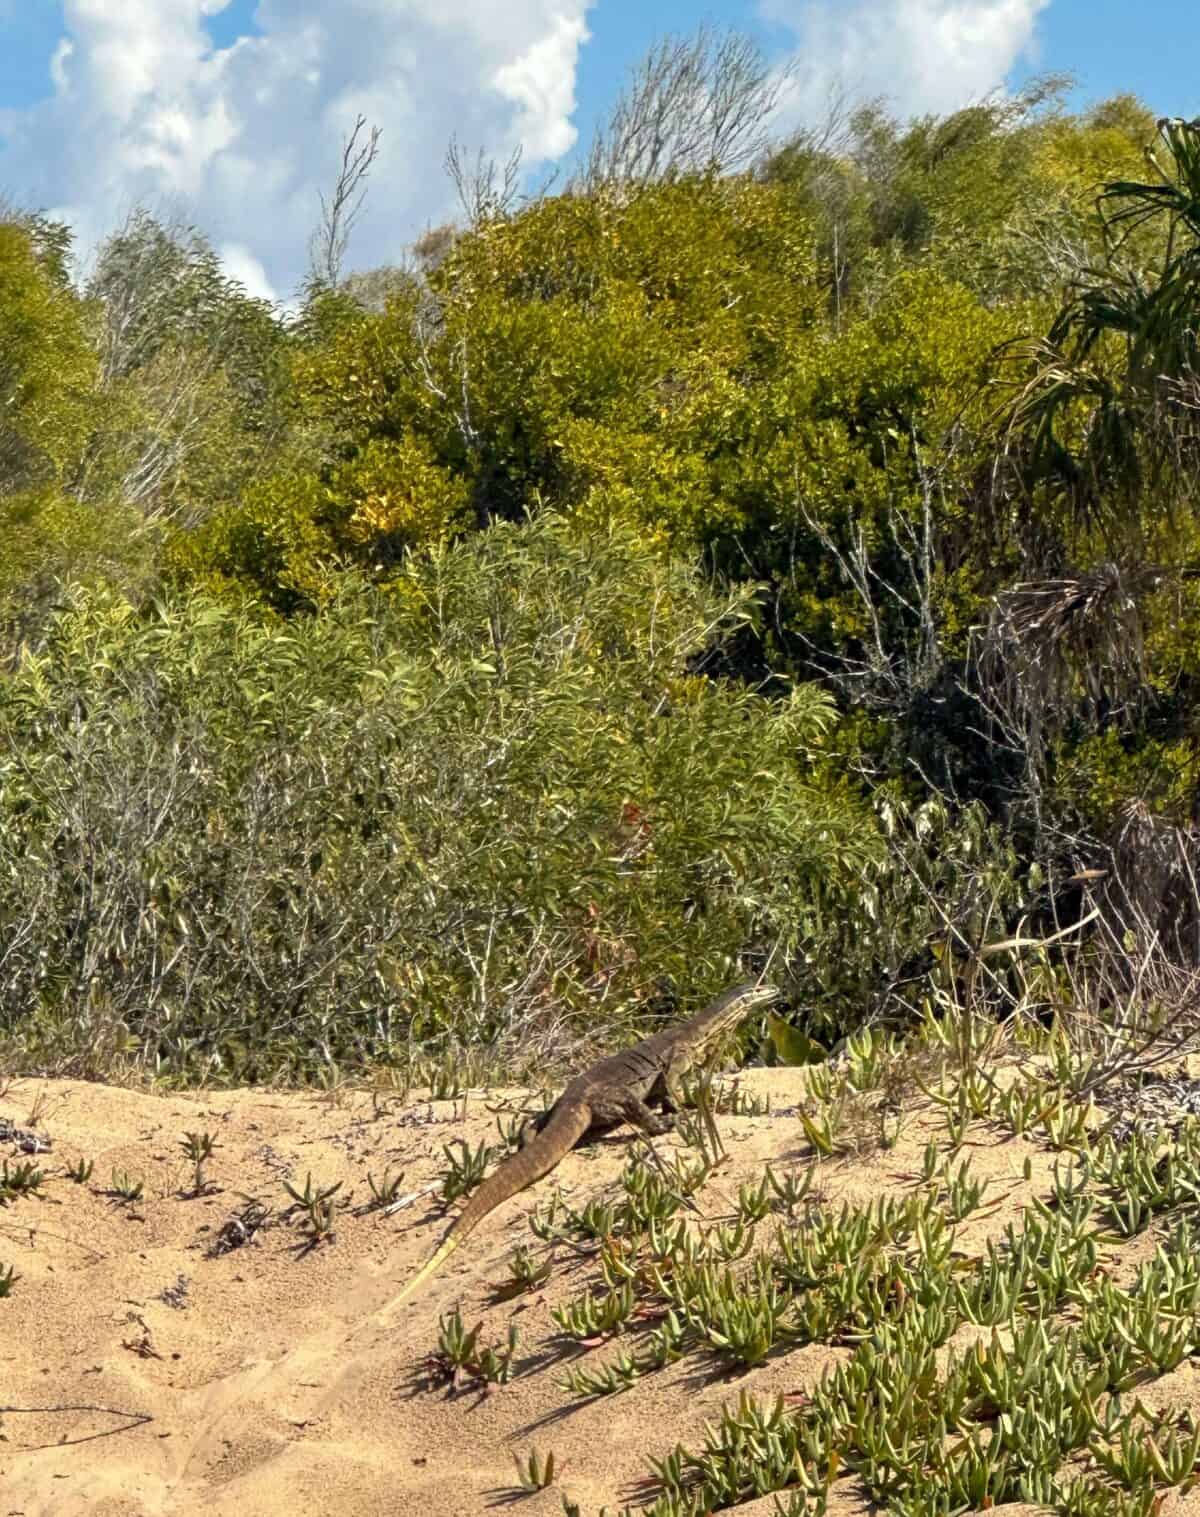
[767,1013,827,1067]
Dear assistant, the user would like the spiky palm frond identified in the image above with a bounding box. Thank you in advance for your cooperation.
[1000,117,1200,543]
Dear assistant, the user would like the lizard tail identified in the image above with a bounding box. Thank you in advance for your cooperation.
[372,1099,594,1316]
[390,1233,464,1308]
[344,1234,465,1341]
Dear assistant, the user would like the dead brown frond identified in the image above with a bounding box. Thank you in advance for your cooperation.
[977,561,1178,765]
[1047,864,1200,1105]
[882,793,1200,1101]
[1106,801,1200,966]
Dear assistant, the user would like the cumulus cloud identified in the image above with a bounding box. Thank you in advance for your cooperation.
[0,0,592,303]
[763,0,1051,128]
[217,239,276,303]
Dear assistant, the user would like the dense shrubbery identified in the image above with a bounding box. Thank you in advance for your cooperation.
[0,517,878,1080]
[3,62,1200,1080]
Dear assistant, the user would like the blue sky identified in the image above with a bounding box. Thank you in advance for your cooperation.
[1018,0,1199,118]
[0,0,1196,302]
[575,1,1200,135]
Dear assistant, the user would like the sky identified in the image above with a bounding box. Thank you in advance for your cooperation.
[0,0,1196,306]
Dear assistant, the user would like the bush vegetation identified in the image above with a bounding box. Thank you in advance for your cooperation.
[1,44,1199,1086]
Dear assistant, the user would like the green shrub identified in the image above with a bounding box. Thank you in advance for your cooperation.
[0,513,877,1082]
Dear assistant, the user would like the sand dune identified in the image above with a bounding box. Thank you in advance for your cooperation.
[1,1066,1195,1515]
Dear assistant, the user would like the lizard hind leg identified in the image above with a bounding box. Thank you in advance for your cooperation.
[519,1096,560,1149]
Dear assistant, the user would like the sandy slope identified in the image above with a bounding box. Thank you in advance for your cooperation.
[1,1066,1198,1517]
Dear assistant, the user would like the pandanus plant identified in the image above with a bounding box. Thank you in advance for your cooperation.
[1001,116,1200,545]
[981,118,1200,755]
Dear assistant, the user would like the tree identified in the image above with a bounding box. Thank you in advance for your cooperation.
[980,119,1200,850]
[0,215,151,652]
[179,171,829,605]
[762,76,1083,309]
[80,208,290,521]
[0,218,97,494]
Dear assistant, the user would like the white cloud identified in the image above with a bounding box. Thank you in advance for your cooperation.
[763,0,1051,128]
[217,240,276,303]
[1,0,593,304]
[493,13,589,160]
[48,38,74,93]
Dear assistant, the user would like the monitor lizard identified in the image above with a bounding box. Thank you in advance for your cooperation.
[385,978,779,1309]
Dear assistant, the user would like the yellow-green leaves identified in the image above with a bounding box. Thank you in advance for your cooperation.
[333,434,471,552]
[0,221,99,490]
[239,175,829,592]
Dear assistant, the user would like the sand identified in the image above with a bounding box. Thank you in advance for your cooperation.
[0,1065,1198,1517]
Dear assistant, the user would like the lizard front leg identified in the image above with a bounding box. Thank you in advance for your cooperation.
[660,1068,690,1117]
[616,1092,674,1137]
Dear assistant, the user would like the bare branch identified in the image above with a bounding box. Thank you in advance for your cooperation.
[308,114,382,290]
[576,25,790,193]
[444,137,524,228]
[786,429,947,717]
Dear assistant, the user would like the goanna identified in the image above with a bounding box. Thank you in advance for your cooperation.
[391,979,779,1306]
